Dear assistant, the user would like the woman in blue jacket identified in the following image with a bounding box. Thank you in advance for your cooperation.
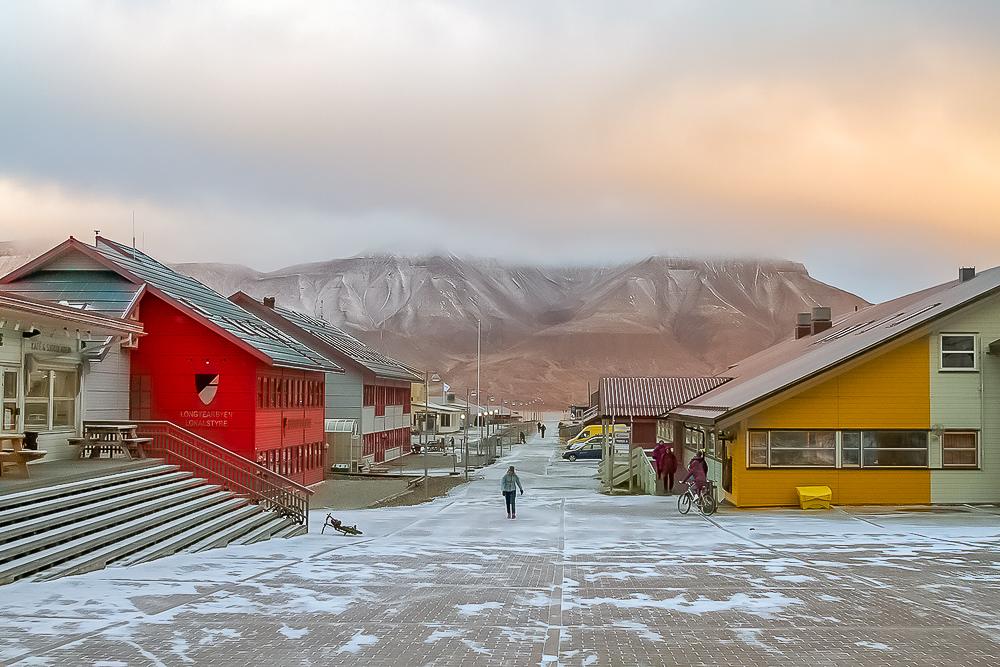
[500,466,524,519]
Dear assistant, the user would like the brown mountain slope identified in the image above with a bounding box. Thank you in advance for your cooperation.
[177,255,868,407]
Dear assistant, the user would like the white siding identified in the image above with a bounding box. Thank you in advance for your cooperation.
[325,367,363,423]
[930,293,1000,503]
[361,407,375,434]
[83,344,130,421]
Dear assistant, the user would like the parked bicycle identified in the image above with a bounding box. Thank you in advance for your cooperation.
[321,514,363,536]
[678,480,717,516]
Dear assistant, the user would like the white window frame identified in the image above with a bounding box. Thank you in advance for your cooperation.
[23,365,80,433]
[940,333,978,371]
[941,430,980,469]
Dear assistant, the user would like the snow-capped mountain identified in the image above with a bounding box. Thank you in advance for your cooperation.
[177,254,868,406]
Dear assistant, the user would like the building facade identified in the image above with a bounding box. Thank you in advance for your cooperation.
[3,238,338,484]
[232,293,420,466]
[670,268,1000,506]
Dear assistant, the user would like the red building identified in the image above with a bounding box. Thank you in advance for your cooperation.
[2,237,341,485]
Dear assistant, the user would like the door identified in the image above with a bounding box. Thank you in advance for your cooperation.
[1,367,20,432]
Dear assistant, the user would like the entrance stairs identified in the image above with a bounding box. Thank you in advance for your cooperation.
[0,462,304,585]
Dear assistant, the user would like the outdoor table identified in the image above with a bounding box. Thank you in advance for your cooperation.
[79,424,141,460]
[0,432,47,477]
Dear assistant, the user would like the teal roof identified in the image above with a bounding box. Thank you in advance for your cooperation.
[271,304,422,381]
[0,270,140,317]
[95,238,341,372]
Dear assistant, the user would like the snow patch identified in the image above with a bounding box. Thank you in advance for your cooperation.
[855,641,891,651]
[279,625,309,639]
[456,601,503,616]
[336,631,378,654]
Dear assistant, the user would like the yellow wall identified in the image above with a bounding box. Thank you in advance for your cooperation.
[730,338,931,506]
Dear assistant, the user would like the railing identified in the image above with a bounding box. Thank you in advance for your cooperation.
[600,446,657,495]
[632,447,657,495]
[88,420,312,528]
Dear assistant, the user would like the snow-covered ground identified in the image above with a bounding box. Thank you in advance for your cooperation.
[3,425,1000,665]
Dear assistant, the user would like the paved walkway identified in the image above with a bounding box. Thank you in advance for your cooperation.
[3,426,1000,665]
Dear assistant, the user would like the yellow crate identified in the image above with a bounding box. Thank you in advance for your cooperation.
[796,485,832,510]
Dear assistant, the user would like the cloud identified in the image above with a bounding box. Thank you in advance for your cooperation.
[1,1,999,299]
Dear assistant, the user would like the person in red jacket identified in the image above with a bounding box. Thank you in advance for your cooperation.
[683,450,708,494]
[662,445,678,494]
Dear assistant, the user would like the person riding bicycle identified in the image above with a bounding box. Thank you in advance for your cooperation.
[682,449,708,495]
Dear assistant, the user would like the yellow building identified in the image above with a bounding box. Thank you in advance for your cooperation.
[669,267,1000,507]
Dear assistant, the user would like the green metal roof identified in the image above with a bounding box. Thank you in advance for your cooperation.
[95,238,341,372]
[270,304,422,381]
[0,270,140,317]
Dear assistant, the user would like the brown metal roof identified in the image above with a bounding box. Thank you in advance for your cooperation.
[670,266,1000,425]
[598,376,731,417]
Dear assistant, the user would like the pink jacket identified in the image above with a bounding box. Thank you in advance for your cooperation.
[683,457,707,487]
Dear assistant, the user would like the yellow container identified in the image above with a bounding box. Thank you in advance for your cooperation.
[796,486,832,510]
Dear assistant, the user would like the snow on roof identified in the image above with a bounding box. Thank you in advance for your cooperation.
[93,238,339,373]
[232,292,421,381]
[598,376,732,418]
[671,266,1000,424]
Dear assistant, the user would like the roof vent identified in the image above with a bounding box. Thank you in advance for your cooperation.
[795,312,812,339]
[263,296,276,308]
[811,306,832,335]
[960,267,976,283]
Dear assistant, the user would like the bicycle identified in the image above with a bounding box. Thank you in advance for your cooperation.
[678,480,717,516]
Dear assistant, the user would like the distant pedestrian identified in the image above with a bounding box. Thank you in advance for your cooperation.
[662,445,678,494]
[500,466,524,519]
[519,431,526,444]
[539,423,546,438]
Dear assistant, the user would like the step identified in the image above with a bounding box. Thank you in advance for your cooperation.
[0,464,179,513]
[0,474,201,542]
[0,490,231,584]
[114,502,259,566]
[0,483,217,563]
[183,511,279,553]
[272,523,306,539]
[38,497,249,581]
[231,516,296,545]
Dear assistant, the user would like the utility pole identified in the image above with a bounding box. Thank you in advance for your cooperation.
[477,318,482,456]
[423,371,429,500]
[464,387,470,481]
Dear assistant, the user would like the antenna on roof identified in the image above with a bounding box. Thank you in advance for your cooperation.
[132,211,137,260]
[93,230,101,246]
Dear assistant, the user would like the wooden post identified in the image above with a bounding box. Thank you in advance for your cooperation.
[601,417,609,489]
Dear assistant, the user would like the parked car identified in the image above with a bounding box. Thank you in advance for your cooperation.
[565,423,629,449]
[562,438,603,462]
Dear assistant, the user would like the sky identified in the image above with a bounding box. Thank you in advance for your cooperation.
[2,1,999,302]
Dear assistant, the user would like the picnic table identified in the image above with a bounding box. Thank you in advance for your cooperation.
[0,432,47,478]
[68,424,153,460]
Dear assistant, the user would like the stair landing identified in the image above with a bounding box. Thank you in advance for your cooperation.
[0,459,162,496]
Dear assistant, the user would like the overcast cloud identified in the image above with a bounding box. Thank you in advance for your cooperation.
[2,1,999,300]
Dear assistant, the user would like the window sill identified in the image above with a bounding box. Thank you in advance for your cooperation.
[938,368,979,373]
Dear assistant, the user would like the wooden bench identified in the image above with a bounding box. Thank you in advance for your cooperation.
[122,437,154,458]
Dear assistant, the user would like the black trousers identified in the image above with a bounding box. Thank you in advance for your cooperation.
[503,491,517,514]
[664,472,675,493]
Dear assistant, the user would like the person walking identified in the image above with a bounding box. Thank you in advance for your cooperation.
[500,466,524,519]
[662,445,678,494]
[539,423,546,438]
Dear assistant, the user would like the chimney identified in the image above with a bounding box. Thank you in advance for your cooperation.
[960,267,976,283]
[811,306,832,335]
[795,312,812,339]
[263,296,276,309]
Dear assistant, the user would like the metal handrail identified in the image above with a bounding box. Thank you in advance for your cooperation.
[85,420,312,527]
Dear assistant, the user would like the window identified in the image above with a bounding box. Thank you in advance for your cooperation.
[23,369,78,431]
[942,431,978,468]
[748,431,768,467]
[941,334,977,370]
[768,430,836,467]
[841,431,861,467]
[862,431,928,467]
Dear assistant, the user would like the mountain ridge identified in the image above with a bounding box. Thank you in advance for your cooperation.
[176,254,868,406]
